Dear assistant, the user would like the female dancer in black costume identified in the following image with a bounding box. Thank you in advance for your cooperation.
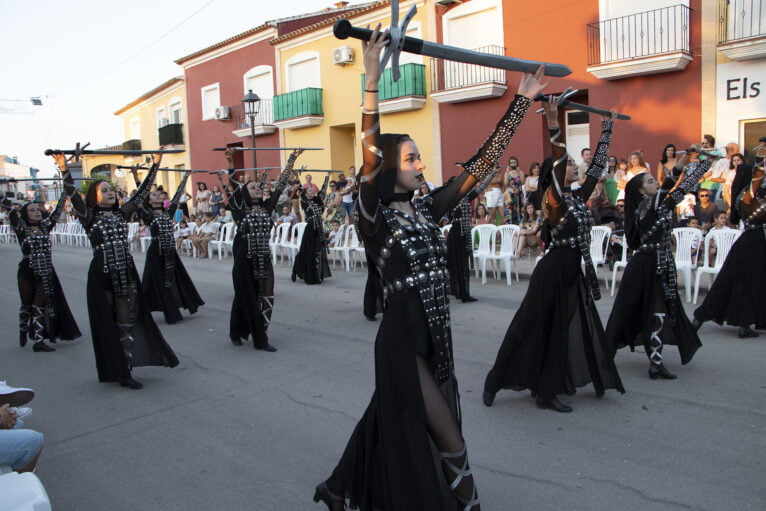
[221,147,303,351]
[693,162,765,338]
[605,150,712,378]
[292,173,332,284]
[55,152,178,389]
[2,192,81,352]
[482,96,624,413]
[313,26,549,511]
[139,171,205,324]
[446,167,499,302]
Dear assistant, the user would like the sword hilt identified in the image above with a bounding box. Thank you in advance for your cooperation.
[333,19,423,54]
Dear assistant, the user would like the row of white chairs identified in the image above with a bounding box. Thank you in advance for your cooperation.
[270,222,307,266]
[609,227,741,303]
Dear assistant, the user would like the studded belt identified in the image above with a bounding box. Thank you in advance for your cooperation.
[382,267,450,298]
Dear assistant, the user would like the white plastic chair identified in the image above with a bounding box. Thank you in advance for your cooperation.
[208,222,230,259]
[471,225,495,278]
[589,225,612,289]
[327,224,347,269]
[272,222,292,265]
[672,227,703,302]
[480,224,520,285]
[693,228,742,304]
[287,222,307,264]
[610,235,630,296]
[342,224,363,271]
[0,470,52,511]
[225,224,237,256]
[139,235,153,253]
[0,224,13,243]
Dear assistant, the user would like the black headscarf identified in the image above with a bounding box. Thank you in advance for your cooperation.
[624,173,649,249]
[20,202,49,224]
[729,163,754,224]
[378,133,411,205]
[87,180,119,211]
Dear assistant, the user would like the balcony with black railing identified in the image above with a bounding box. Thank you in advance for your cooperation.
[158,123,184,146]
[586,4,693,80]
[717,0,766,60]
[230,99,276,137]
[429,45,507,103]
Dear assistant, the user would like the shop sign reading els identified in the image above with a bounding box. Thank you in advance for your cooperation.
[726,77,761,100]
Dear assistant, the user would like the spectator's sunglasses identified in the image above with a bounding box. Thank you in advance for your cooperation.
[699,193,710,197]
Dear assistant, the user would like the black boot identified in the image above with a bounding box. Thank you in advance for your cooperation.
[32,341,55,352]
[19,305,31,347]
[482,391,495,407]
[648,363,677,380]
[536,396,573,413]
[691,317,702,333]
[30,306,54,352]
[119,378,143,389]
[738,326,759,338]
[313,482,346,511]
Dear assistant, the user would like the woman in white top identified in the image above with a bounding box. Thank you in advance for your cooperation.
[195,182,212,214]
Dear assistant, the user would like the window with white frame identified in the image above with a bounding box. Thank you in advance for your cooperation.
[129,117,141,140]
[156,107,167,128]
[201,83,221,120]
[169,98,182,124]
[285,51,321,92]
[243,65,274,125]
[441,0,504,88]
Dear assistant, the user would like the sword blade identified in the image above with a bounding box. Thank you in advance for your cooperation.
[44,149,184,156]
[533,95,631,120]
[334,20,571,77]
[212,147,324,151]
[420,41,572,77]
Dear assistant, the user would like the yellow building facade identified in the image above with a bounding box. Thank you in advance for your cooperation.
[114,76,190,195]
[270,1,443,184]
[81,77,192,197]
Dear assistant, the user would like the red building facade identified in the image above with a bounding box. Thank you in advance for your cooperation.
[175,7,359,192]
[434,0,702,181]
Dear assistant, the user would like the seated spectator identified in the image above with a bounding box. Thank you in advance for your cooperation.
[191,213,220,258]
[516,203,542,256]
[327,220,343,248]
[694,190,719,231]
[687,216,703,261]
[216,208,232,224]
[174,220,192,251]
[607,199,627,265]
[276,205,297,226]
[707,211,730,265]
[414,182,432,198]
[473,204,491,226]
[0,383,42,474]
[131,220,150,244]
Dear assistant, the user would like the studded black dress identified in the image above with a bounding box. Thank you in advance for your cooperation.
[694,166,766,330]
[484,120,624,404]
[4,194,81,346]
[606,159,711,366]
[292,176,332,284]
[227,155,297,347]
[446,169,497,301]
[141,173,204,324]
[324,94,533,511]
[64,165,179,383]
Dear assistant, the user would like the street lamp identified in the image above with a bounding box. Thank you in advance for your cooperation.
[241,89,261,179]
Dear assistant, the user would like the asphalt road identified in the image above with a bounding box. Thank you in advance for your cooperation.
[0,243,763,511]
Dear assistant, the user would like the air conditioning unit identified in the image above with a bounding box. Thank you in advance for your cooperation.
[332,46,354,65]
[159,117,170,127]
[214,106,230,120]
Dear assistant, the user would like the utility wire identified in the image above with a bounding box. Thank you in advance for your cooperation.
[58,0,217,95]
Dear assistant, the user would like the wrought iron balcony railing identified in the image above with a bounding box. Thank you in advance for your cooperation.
[158,123,184,146]
[229,98,275,131]
[429,45,506,92]
[587,4,691,66]
[718,0,766,44]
